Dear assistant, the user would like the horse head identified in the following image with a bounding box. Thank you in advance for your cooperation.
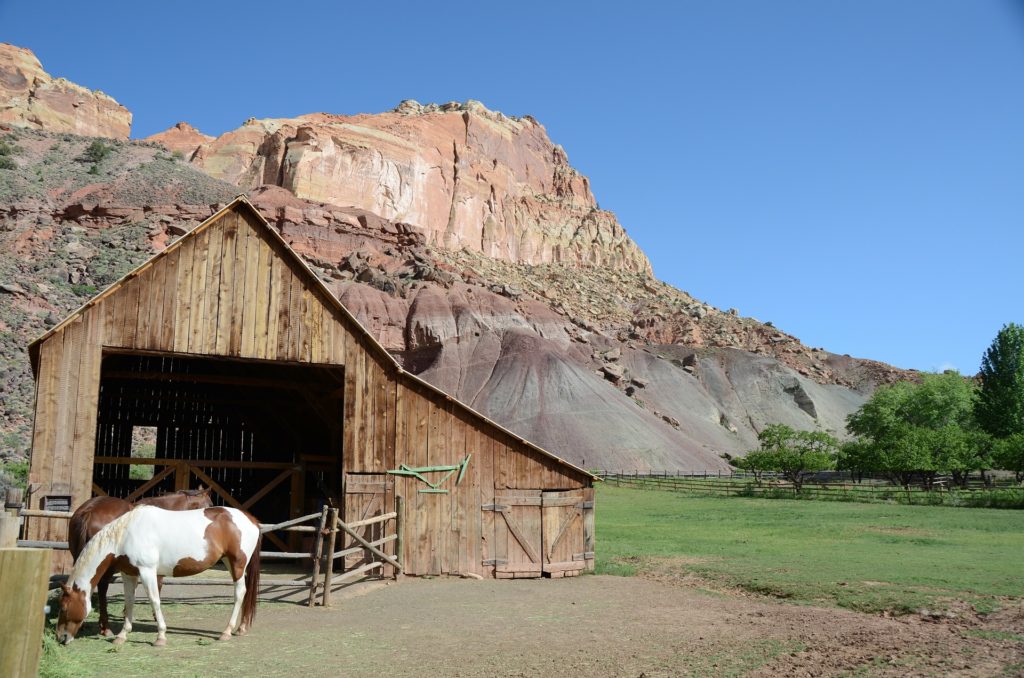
[56,582,91,644]
[182,484,213,510]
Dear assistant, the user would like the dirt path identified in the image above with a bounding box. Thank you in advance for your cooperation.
[58,575,1024,677]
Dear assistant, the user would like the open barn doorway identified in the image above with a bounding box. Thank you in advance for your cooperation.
[91,351,344,550]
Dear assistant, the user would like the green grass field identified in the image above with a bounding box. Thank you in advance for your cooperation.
[596,484,1024,614]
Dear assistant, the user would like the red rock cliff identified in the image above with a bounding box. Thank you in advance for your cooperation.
[0,43,131,139]
[148,100,652,274]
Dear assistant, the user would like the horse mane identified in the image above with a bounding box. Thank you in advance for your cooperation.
[67,505,95,559]
[69,509,135,589]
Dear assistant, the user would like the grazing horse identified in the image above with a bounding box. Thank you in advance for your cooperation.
[67,487,213,636]
[57,505,261,646]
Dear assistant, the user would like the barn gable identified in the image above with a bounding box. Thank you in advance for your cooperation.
[26,196,595,577]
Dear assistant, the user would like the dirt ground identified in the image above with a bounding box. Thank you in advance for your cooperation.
[60,573,1024,677]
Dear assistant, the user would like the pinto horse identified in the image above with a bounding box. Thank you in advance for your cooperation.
[68,487,213,636]
[57,505,262,646]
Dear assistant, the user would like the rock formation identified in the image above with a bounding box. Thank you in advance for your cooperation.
[0,46,919,471]
[0,43,131,139]
[144,121,212,160]
[147,100,651,274]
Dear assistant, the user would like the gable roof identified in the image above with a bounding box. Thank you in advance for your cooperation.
[28,196,597,481]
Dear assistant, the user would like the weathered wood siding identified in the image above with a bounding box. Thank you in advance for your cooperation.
[383,378,589,577]
[28,199,593,576]
[28,207,352,551]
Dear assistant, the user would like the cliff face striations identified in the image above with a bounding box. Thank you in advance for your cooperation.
[148,100,651,274]
[0,44,131,139]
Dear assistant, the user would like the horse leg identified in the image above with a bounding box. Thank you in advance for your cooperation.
[219,555,245,641]
[97,569,115,637]
[112,574,137,646]
[153,575,164,621]
[139,569,168,647]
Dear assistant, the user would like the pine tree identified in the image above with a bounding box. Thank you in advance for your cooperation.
[976,323,1024,438]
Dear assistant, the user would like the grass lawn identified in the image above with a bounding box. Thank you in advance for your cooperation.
[596,484,1024,614]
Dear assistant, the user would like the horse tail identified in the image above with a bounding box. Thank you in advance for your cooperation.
[240,531,261,630]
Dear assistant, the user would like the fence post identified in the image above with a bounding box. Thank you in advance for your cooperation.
[0,514,17,548]
[307,506,329,607]
[321,508,339,607]
[0,548,49,678]
[394,496,405,580]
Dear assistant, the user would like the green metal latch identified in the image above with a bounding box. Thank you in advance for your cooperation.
[387,454,472,494]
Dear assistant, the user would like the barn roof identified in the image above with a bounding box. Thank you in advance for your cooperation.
[28,196,597,482]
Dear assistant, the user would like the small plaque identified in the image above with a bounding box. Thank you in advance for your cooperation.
[43,495,72,513]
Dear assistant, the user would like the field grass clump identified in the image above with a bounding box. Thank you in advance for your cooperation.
[597,485,1024,614]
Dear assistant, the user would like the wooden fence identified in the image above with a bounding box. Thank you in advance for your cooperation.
[595,472,1024,508]
[6,489,403,607]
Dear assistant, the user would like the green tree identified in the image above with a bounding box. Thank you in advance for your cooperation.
[845,372,982,487]
[745,424,838,492]
[993,432,1024,483]
[976,323,1024,439]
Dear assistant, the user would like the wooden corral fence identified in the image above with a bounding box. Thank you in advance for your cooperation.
[8,488,403,607]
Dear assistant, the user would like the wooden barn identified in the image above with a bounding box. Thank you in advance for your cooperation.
[24,197,595,579]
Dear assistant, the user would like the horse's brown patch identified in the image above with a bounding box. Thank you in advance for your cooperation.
[171,508,247,577]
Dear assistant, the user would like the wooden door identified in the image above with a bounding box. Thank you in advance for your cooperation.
[488,490,543,578]
[342,474,391,569]
[541,489,594,577]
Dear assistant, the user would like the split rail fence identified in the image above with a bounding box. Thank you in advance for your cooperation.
[4,488,404,607]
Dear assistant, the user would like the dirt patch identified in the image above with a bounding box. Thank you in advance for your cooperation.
[51,575,1024,677]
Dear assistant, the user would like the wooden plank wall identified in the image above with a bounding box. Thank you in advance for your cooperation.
[386,379,590,577]
[27,207,352,557]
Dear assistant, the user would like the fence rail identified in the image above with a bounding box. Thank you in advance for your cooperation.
[595,471,1024,508]
[4,489,404,605]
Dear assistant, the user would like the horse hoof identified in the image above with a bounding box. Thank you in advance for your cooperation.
[111,636,126,646]
[100,629,114,638]
[218,631,232,641]
[236,626,248,636]
[153,638,167,647]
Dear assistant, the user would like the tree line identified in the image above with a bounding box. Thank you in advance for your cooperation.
[734,323,1024,490]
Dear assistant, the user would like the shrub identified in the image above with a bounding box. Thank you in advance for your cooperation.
[0,156,15,170]
[82,139,112,164]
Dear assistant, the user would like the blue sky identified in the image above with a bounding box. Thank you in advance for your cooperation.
[3,0,1022,373]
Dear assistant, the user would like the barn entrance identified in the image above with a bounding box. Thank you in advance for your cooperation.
[91,351,344,550]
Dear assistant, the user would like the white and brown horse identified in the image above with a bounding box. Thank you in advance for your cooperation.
[57,505,262,646]
[68,487,213,636]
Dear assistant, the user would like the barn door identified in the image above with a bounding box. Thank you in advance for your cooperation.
[488,490,543,578]
[342,474,392,569]
[541,489,594,577]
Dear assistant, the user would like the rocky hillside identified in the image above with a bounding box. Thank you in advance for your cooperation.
[0,44,914,471]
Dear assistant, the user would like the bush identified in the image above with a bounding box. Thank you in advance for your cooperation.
[0,156,15,170]
[82,139,112,164]
[0,137,20,157]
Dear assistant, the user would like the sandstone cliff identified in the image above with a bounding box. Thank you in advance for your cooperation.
[0,44,131,139]
[147,100,651,274]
